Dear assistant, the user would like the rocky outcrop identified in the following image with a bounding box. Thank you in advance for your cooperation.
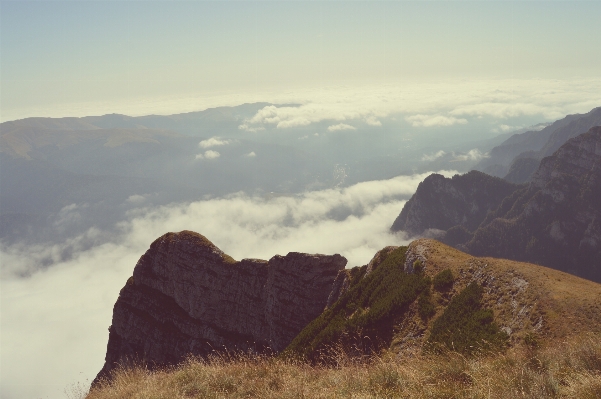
[95,230,346,383]
[466,126,601,282]
[391,126,601,283]
[390,170,521,236]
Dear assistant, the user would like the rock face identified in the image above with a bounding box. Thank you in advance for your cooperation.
[95,230,346,383]
[391,127,601,283]
[390,170,521,236]
[466,126,601,282]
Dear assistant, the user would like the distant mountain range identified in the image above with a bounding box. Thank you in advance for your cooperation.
[474,106,601,183]
[0,103,334,245]
[392,125,601,282]
[1,102,274,138]
[2,101,532,247]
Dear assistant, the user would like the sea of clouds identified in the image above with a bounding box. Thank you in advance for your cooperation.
[4,78,600,130]
[0,170,456,399]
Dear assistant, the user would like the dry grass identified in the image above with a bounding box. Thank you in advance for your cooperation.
[86,334,600,399]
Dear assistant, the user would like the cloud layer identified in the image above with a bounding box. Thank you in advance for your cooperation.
[199,137,234,149]
[327,123,356,132]
[0,170,456,399]
[422,150,446,162]
[453,149,489,162]
[195,150,221,160]
[5,78,599,126]
[235,78,601,132]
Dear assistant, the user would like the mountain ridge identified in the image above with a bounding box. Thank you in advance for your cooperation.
[392,126,601,282]
[475,106,601,182]
[94,230,346,384]
[96,233,601,386]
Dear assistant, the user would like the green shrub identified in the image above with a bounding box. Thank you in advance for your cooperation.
[413,259,423,273]
[433,269,454,291]
[284,246,431,360]
[418,287,436,320]
[426,282,508,355]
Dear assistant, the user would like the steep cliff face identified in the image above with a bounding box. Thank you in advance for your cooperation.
[391,127,601,282]
[466,126,601,282]
[95,230,346,382]
[390,170,521,236]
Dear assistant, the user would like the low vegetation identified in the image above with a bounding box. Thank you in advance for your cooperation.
[432,268,454,291]
[284,247,432,359]
[417,287,436,320]
[426,282,509,355]
[85,333,601,399]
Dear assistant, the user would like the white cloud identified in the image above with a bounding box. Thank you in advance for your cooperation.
[499,124,519,132]
[365,116,382,126]
[126,194,146,204]
[198,137,233,149]
[195,150,221,160]
[449,102,559,119]
[0,170,457,399]
[204,150,220,159]
[238,123,265,132]
[453,149,489,162]
[421,150,446,162]
[245,151,256,157]
[232,78,601,133]
[405,114,468,127]
[327,123,356,132]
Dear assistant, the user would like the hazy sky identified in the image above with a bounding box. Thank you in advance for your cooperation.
[2,0,600,121]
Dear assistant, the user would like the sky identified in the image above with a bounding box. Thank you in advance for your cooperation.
[2,0,601,121]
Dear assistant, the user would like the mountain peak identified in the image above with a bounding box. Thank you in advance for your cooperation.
[94,230,346,384]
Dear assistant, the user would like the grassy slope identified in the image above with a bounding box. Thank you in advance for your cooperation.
[86,334,601,399]
[409,239,601,344]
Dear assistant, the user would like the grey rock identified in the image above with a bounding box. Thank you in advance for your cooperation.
[94,230,346,383]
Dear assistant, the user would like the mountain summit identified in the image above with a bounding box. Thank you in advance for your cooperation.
[94,230,346,384]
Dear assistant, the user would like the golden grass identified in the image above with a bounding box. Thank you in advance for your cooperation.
[86,334,600,399]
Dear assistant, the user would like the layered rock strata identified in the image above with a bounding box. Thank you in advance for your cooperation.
[95,230,346,382]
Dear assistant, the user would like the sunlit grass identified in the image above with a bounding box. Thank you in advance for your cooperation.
[86,333,600,399]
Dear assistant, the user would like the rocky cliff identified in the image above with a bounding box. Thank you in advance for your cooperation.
[95,230,346,383]
[466,126,601,281]
[390,170,521,236]
[391,126,601,283]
